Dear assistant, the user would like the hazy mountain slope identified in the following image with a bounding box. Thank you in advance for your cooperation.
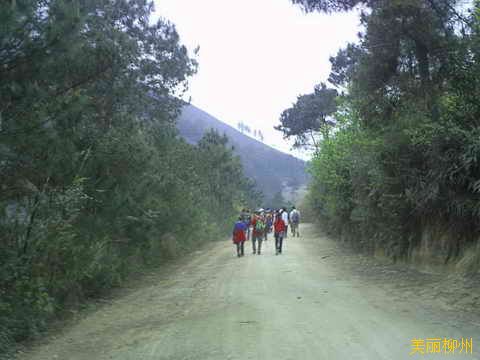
[177,104,308,202]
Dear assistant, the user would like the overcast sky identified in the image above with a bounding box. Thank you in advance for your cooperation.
[154,0,361,159]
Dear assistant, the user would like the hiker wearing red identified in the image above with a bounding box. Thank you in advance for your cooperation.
[232,217,247,257]
[274,211,286,255]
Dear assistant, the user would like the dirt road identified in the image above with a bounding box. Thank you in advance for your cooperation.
[17,224,479,360]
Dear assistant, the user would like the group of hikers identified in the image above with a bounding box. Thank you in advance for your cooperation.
[232,206,301,257]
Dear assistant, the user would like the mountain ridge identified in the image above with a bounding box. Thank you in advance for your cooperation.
[177,104,308,202]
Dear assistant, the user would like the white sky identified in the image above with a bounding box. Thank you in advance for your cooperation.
[154,0,361,159]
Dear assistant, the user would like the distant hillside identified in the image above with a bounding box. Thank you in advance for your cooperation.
[177,104,309,203]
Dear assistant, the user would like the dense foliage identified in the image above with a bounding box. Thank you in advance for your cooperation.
[276,83,338,149]
[287,1,480,261]
[0,0,260,355]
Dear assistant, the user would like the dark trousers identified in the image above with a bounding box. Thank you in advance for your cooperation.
[275,232,284,253]
[284,226,288,238]
[236,241,244,256]
[291,223,299,237]
[252,235,263,253]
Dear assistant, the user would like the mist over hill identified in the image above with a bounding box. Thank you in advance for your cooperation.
[177,104,309,203]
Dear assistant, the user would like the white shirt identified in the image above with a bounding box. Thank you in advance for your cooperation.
[290,209,300,223]
[281,211,289,226]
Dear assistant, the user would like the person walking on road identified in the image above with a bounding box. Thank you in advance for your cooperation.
[232,216,247,257]
[241,208,252,241]
[264,210,273,242]
[289,206,301,237]
[274,211,286,255]
[251,211,265,255]
[281,207,289,239]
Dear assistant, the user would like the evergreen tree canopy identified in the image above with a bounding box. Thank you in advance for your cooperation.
[0,1,262,355]
[286,0,480,262]
[276,83,338,149]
